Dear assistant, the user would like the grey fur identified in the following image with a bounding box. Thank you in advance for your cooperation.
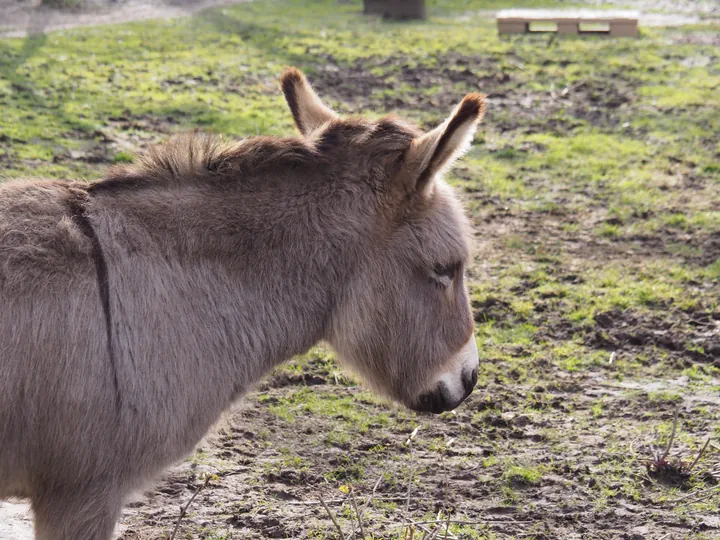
[0,68,484,539]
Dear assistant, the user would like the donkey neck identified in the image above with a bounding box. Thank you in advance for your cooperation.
[85,173,373,380]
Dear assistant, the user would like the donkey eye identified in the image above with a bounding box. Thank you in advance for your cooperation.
[432,262,460,282]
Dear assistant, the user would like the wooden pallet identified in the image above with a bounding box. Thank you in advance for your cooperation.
[497,9,639,37]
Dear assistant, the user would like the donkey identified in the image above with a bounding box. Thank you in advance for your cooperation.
[0,67,484,539]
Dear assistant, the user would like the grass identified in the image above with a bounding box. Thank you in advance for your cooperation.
[1,0,719,538]
[503,463,546,486]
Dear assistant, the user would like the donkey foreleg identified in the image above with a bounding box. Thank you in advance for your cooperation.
[32,488,121,540]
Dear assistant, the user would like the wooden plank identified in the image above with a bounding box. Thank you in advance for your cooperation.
[557,22,579,35]
[496,9,639,23]
[498,21,527,34]
[610,22,638,37]
[496,9,639,37]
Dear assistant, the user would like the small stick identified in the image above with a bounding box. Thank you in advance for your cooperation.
[506,61,528,72]
[396,512,439,539]
[675,486,720,506]
[400,460,416,539]
[687,437,714,472]
[400,429,418,540]
[319,494,346,540]
[288,495,409,506]
[361,474,384,518]
[659,405,680,463]
[393,519,518,528]
[668,484,720,504]
[286,497,347,506]
[169,475,212,540]
[561,80,586,96]
[350,487,366,540]
[549,94,571,106]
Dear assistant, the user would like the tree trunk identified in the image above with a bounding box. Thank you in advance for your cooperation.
[363,0,385,15]
[363,0,426,20]
[388,0,425,20]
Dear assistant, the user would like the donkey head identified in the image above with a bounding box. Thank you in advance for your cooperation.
[280,68,483,414]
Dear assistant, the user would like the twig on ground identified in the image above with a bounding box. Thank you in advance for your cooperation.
[169,474,213,540]
[668,484,720,505]
[406,426,421,446]
[437,440,456,540]
[659,405,680,463]
[399,459,417,540]
[687,437,714,472]
[507,61,528,73]
[319,494,346,540]
[286,497,348,506]
[393,519,527,529]
[675,486,720,506]
[561,79,586,96]
[288,495,412,506]
[360,474,384,518]
[549,87,571,105]
[350,487,366,540]
[400,426,419,540]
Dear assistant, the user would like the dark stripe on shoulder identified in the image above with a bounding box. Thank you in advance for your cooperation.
[66,189,122,413]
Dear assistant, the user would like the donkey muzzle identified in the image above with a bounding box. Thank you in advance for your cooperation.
[411,336,479,414]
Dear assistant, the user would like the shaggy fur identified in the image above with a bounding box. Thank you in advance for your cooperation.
[0,67,485,539]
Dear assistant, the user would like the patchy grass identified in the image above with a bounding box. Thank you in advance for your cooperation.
[503,463,546,487]
[2,0,719,538]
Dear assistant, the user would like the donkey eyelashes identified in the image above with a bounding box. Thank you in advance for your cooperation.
[431,262,461,288]
[434,262,459,278]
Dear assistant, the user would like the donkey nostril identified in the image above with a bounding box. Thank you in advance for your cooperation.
[463,368,478,394]
[413,389,447,414]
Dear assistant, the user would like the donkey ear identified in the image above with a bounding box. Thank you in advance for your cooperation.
[280,67,338,136]
[403,93,485,194]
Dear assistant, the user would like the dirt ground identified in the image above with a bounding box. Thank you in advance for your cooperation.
[0,0,252,38]
[1,0,719,539]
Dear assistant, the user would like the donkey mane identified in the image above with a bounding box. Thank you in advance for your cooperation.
[91,115,423,194]
[91,132,322,192]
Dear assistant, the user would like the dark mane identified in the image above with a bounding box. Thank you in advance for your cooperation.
[89,132,320,193]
